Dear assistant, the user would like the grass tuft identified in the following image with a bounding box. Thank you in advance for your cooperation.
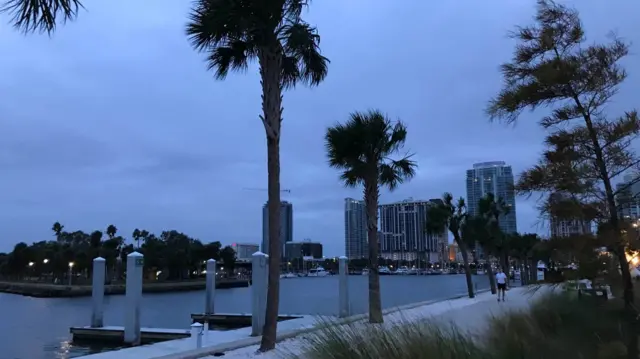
[287,292,629,359]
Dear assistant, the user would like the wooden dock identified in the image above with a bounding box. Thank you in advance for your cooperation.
[70,326,190,344]
[191,312,302,329]
[0,278,250,298]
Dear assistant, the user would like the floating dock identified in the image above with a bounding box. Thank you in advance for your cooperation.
[190,312,302,329]
[70,326,190,344]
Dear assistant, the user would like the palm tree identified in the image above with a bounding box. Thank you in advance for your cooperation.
[185,0,329,351]
[132,229,141,249]
[0,0,84,33]
[427,193,475,298]
[478,193,511,272]
[106,225,117,239]
[463,215,497,294]
[51,222,64,241]
[325,110,417,323]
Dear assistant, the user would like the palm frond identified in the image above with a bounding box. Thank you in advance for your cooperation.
[280,21,329,87]
[1,0,83,34]
[186,0,252,51]
[205,40,253,79]
[379,157,417,191]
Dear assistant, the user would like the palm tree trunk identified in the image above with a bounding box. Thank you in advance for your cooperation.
[364,181,383,323]
[485,256,497,294]
[457,239,475,298]
[258,46,283,352]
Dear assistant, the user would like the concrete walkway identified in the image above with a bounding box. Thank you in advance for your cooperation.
[198,287,545,359]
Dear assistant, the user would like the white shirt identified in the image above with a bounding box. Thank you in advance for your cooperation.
[496,272,507,284]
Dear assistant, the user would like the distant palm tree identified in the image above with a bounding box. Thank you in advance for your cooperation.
[463,215,497,294]
[186,0,329,351]
[478,193,511,271]
[106,225,117,239]
[427,193,475,298]
[325,110,417,323]
[0,0,84,33]
[51,222,64,241]
[132,228,141,249]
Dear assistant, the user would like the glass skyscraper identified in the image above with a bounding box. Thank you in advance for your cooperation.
[344,198,368,259]
[261,201,293,258]
[466,161,517,257]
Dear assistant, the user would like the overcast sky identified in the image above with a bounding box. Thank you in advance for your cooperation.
[0,0,638,256]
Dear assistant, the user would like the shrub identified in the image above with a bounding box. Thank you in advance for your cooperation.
[290,293,628,359]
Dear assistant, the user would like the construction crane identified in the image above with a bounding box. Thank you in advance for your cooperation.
[243,187,291,193]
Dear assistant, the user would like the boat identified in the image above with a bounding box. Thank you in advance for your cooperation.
[307,266,329,277]
[378,266,393,275]
[279,272,297,279]
[362,268,370,275]
[395,266,411,275]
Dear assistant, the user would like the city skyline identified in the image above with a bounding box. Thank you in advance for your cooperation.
[2,1,637,258]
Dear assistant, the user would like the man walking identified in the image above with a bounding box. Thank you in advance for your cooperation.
[496,267,507,302]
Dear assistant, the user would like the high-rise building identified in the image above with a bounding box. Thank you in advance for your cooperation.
[231,243,260,261]
[548,192,591,238]
[284,241,323,261]
[344,198,368,259]
[466,161,517,260]
[261,201,293,258]
[616,173,640,220]
[466,161,517,232]
[378,198,447,263]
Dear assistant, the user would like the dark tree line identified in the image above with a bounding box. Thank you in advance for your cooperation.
[0,222,237,282]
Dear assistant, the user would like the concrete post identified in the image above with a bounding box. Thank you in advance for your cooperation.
[124,252,144,346]
[191,322,203,348]
[251,252,268,336]
[205,259,216,315]
[91,257,106,327]
[338,256,350,318]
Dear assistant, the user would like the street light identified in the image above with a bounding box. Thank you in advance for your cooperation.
[43,259,49,264]
[28,262,34,267]
[68,262,74,286]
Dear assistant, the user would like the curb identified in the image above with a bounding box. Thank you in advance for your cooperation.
[152,289,491,359]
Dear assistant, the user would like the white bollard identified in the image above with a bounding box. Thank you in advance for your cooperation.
[191,322,203,348]
[91,257,106,327]
[124,252,144,346]
[251,252,268,336]
[338,256,350,318]
[205,259,216,315]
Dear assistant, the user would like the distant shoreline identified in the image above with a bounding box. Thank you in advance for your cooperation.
[0,278,250,298]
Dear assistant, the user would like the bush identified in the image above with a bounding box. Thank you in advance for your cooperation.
[289,293,628,359]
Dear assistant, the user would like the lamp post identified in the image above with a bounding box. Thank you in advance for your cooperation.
[68,262,75,286]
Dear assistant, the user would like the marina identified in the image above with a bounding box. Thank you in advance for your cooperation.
[0,271,487,359]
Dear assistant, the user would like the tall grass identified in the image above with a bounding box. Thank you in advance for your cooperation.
[288,293,628,359]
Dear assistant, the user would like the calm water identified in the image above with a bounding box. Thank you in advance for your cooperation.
[0,275,489,359]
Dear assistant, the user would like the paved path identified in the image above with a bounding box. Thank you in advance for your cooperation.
[200,287,545,359]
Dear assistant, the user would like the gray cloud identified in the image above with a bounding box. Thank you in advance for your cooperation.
[1,0,639,256]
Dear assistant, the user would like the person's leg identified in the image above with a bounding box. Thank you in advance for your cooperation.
[502,285,506,301]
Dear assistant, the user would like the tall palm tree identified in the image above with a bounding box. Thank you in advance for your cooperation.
[463,215,497,294]
[478,193,511,272]
[186,0,329,350]
[427,193,475,298]
[0,0,83,33]
[325,110,417,323]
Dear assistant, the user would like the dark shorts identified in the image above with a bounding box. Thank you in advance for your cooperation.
[497,283,506,291]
